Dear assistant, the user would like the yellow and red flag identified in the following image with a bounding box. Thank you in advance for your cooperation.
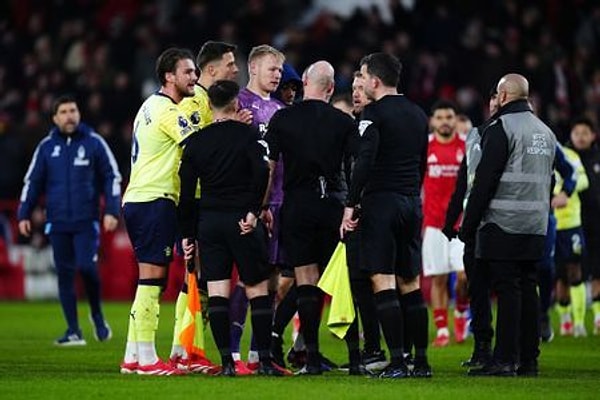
[179,271,205,357]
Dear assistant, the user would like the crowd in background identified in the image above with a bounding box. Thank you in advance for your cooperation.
[1,0,600,234]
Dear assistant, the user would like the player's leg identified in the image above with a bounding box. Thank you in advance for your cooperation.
[49,231,84,345]
[235,214,286,376]
[422,227,450,347]
[450,239,469,344]
[538,213,556,342]
[555,230,574,336]
[397,196,431,378]
[122,199,182,375]
[74,222,111,341]
[362,194,409,379]
[271,272,296,367]
[346,227,385,369]
[462,244,493,368]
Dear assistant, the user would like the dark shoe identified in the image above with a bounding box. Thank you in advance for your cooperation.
[257,361,286,376]
[403,353,414,371]
[461,342,492,368]
[287,348,307,369]
[378,363,410,379]
[319,352,338,371]
[468,361,516,377]
[412,361,433,378]
[349,363,372,376]
[54,329,86,346]
[220,361,236,377]
[363,349,388,371]
[89,314,112,342]
[295,364,322,375]
[517,360,538,377]
[271,335,286,368]
[540,315,554,343]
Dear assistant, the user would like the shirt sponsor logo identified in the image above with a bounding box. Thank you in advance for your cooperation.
[51,145,61,157]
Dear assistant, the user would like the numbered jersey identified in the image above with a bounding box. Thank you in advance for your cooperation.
[123,93,194,205]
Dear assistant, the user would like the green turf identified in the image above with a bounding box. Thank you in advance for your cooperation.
[0,301,598,400]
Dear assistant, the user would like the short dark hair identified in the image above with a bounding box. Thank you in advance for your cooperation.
[359,53,402,88]
[52,94,78,115]
[571,116,596,132]
[196,41,237,70]
[208,80,240,109]
[155,47,194,86]
[431,100,458,115]
[331,92,352,107]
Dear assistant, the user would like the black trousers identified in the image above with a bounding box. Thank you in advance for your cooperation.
[463,240,493,344]
[482,258,540,365]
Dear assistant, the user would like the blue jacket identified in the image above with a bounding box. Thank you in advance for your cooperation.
[18,123,121,232]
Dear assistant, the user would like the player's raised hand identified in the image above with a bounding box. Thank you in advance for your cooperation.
[235,108,253,125]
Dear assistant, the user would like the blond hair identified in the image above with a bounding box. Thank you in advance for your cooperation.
[248,44,285,64]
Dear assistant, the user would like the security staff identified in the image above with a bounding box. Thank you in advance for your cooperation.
[460,74,556,377]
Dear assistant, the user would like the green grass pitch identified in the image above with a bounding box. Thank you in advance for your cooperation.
[0,301,598,399]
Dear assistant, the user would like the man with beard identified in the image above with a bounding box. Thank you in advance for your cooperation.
[422,100,468,347]
[119,48,197,376]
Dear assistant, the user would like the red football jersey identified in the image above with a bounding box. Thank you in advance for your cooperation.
[422,133,465,228]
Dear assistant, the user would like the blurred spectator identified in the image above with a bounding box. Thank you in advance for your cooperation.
[1,0,599,181]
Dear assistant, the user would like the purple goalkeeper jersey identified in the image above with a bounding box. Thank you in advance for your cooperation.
[238,88,285,204]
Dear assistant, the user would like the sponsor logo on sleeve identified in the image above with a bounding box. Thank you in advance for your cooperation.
[358,120,373,137]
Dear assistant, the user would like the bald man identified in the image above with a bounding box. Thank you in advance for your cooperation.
[265,60,358,375]
[460,74,557,377]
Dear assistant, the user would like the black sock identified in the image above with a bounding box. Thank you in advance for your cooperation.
[593,295,600,303]
[249,295,273,363]
[296,285,322,367]
[352,278,381,353]
[344,309,360,365]
[398,288,413,357]
[273,285,298,337]
[402,289,429,363]
[208,296,233,365]
[374,289,404,366]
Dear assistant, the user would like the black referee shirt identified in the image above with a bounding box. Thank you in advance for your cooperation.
[346,95,429,207]
[178,120,269,238]
[265,99,357,196]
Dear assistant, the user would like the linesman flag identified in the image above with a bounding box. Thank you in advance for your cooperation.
[179,266,206,358]
[317,241,355,339]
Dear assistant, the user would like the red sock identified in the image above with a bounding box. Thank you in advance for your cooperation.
[433,308,448,330]
[455,295,469,314]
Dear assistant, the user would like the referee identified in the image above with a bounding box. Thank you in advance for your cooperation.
[265,60,357,375]
[178,80,284,377]
[341,53,432,378]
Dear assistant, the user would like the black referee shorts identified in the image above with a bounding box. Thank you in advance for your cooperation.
[345,228,370,281]
[280,191,343,269]
[359,192,422,280]
[197,210,272,286]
